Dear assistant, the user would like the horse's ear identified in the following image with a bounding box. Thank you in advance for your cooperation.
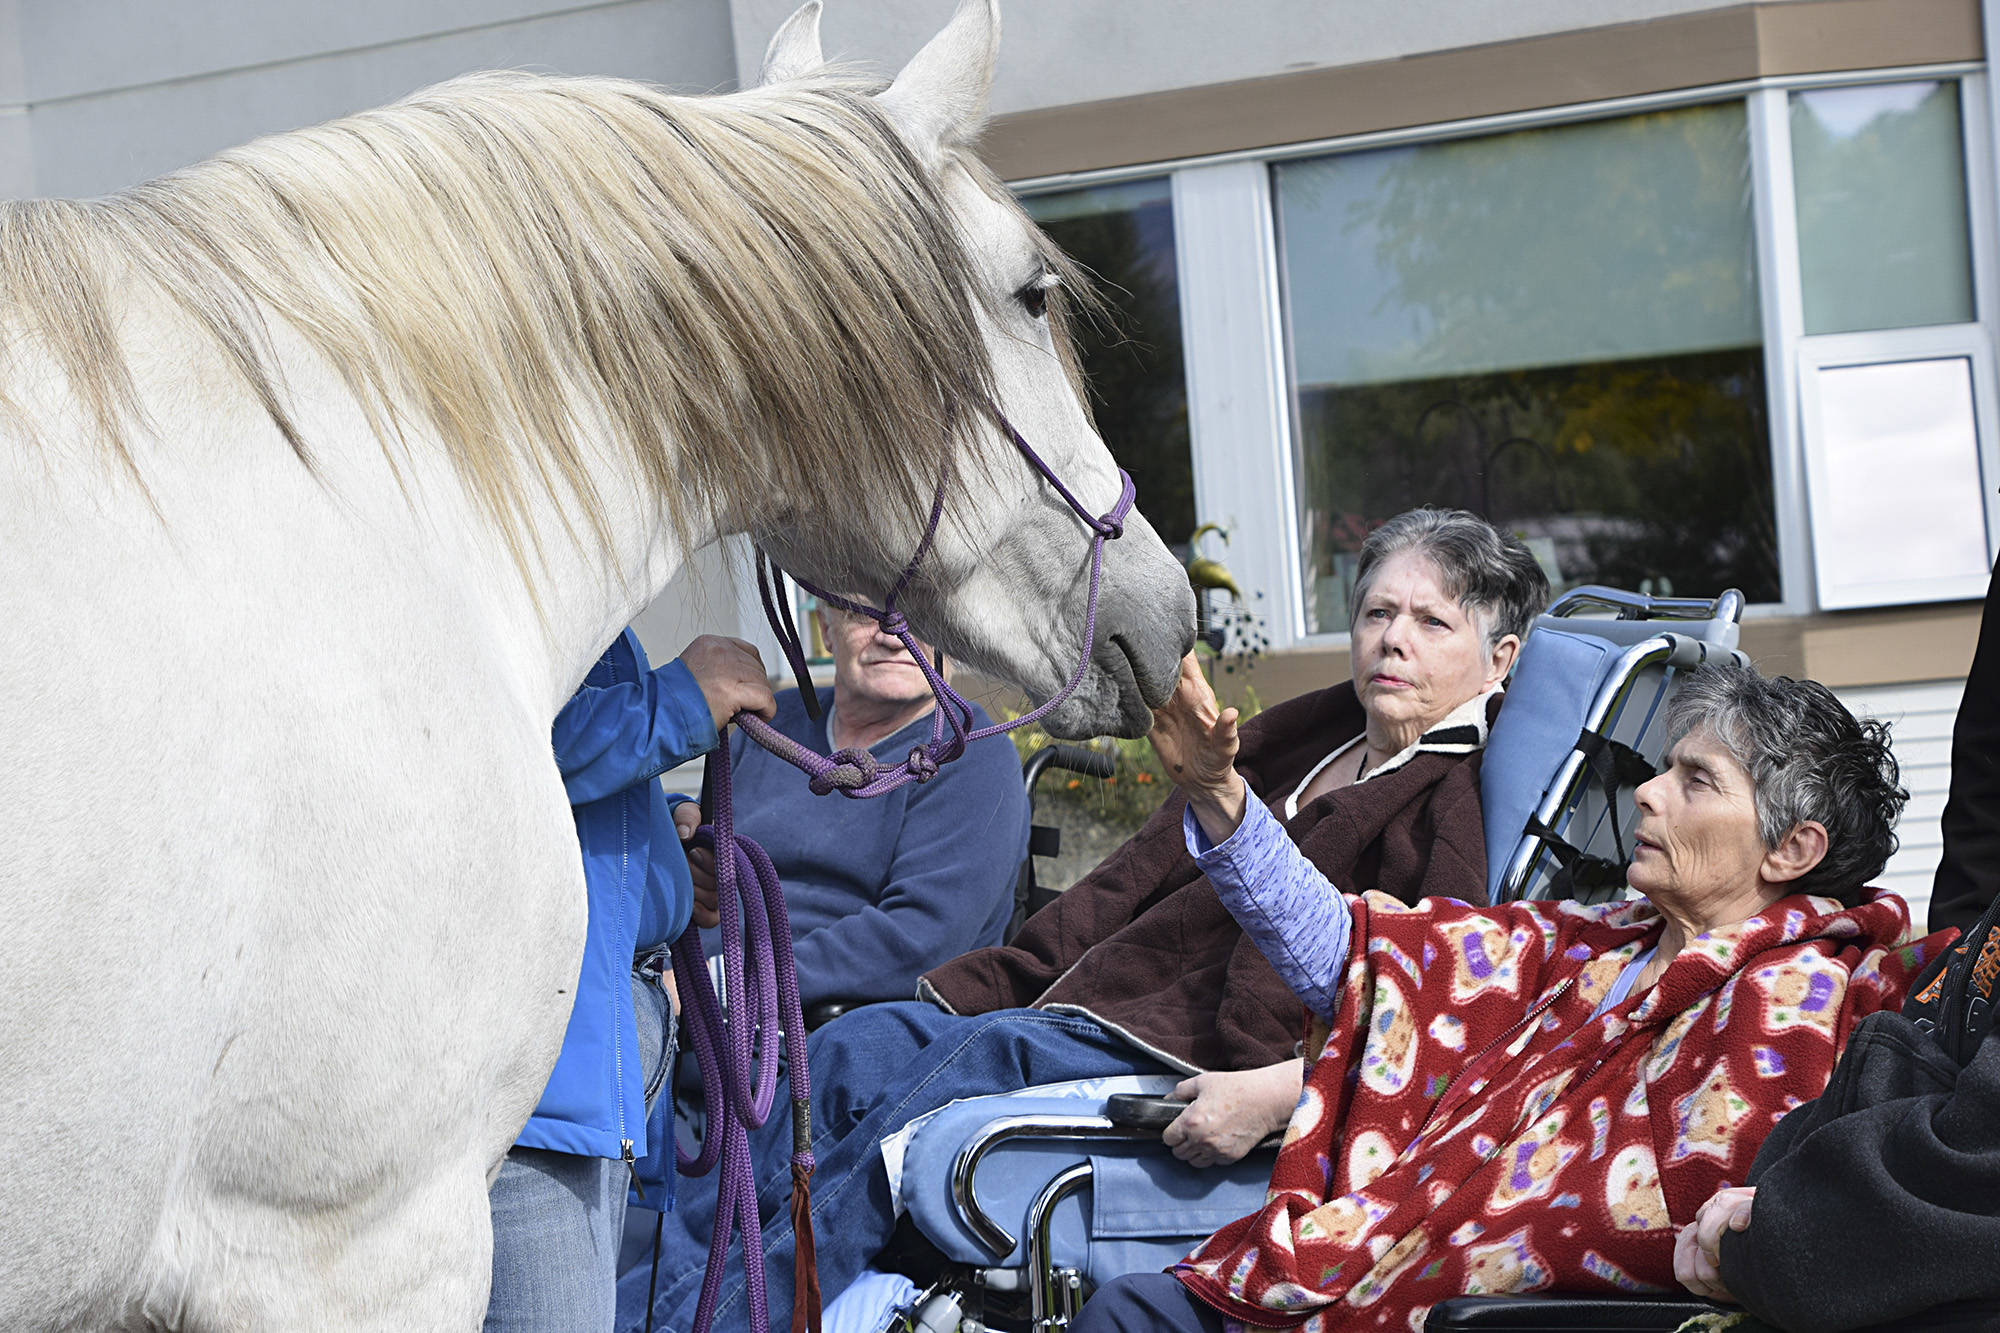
[877,0,999,161]
[759,1,825,86]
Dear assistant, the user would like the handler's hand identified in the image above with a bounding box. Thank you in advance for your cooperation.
[1160,1059,1304,1168]
[675,801,720,928]
[680,635,776,733]
[1149,653,1245,842]
[1674,1185,1754,1303]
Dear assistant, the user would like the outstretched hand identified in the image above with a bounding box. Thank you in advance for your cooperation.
[1149,652,1246,843]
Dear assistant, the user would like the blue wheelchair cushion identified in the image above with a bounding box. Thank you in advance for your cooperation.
[1482,627,1625,899]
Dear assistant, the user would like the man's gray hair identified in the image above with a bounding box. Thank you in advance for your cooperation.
[1665,663,1906,904]
[1350,508,1551,648]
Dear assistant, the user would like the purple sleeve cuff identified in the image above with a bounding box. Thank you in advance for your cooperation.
[1183,791,1352,1021]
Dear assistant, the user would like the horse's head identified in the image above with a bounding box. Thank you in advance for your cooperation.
[753,0,1195,739]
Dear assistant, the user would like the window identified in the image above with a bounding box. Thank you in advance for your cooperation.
[1800,352,1994,608]
[1024,178,1197,552]
[1792,81,1975,335]
[1788,79,1993,609]
[1274,102,1780,634]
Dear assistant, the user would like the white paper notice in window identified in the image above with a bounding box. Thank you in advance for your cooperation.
[1810,357,1990,606]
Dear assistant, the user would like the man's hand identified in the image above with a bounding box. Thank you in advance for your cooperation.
[1674,1185,1754,1303]
[1149,653,1245,842]
[1160,1060,1304,1168]
[675,800,720,928]
[680,635,776,733]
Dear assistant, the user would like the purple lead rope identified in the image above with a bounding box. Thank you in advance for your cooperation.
[670,741,817,1333]
[665,407,1137,1333]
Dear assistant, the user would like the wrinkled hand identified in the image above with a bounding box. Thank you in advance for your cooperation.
[675,800,720,929]
[680,635,776,733]
[1149,653,1244,841]
[1160,1060,1304,1168]
[1674,1186,1754,1302]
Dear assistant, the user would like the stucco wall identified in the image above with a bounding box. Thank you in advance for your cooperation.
[0,0,736,200]
[727,0,1816,114]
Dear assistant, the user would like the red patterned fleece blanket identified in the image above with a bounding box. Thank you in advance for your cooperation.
[1174,889,1945,1331]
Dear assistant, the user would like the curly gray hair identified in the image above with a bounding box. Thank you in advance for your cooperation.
[1664,663,1906,904]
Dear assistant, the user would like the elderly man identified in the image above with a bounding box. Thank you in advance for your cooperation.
[618,507,1551,1333]
[683,600,1028,1011]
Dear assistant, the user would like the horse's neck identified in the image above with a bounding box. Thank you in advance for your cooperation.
[514,447,713,710]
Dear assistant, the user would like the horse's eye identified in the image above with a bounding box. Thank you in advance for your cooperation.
[1017,273,1054,320]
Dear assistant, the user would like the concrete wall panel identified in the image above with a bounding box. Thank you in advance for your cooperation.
[19,0,734,198]
[729,0,1814,115]
[17,0,677,102]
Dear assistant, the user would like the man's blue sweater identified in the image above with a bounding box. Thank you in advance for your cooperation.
[712,688,1029,1008]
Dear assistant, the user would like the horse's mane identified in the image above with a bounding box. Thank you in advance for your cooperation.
[0,69,1072,582]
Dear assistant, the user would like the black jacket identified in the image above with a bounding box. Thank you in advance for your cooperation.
[1717,895,2000,1331]
[1930,556,2000,936]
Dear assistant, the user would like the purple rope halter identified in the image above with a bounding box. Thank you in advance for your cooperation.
[665,407,1136,1333]
[744,408,1137,793]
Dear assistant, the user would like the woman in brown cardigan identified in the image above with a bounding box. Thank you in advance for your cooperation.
[627,509,1549,1333]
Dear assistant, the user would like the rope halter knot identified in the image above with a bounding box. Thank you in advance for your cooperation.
[807,747,880,796]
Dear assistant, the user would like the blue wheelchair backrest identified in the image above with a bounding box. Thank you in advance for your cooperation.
[1482,590,1744,904]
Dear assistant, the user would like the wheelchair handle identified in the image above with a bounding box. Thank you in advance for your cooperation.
[1022,743,1117,788]
[1103,1093,1188,1132]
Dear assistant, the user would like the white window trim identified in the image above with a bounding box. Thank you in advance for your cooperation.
[1748,86,1816,620]
[1796,326,2000,609]
[1170,161,1305,650]
[1963,71,2000,555]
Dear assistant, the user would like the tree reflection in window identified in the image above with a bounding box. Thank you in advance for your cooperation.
[1025,178,1196,554]
[1277,103,1780,631]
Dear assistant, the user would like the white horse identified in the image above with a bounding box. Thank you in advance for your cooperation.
[0,1,1193,1326]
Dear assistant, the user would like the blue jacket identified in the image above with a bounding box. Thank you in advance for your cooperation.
[520,628,713,1161]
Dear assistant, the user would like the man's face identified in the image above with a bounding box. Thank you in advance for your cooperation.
[822,605,938,712]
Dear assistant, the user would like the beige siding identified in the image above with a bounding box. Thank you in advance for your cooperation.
[1835,677,1966,928]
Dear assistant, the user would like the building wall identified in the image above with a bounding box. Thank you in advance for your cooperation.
[1835,677,1967,927]
[726,0,1810,115]
[0,0,736,200]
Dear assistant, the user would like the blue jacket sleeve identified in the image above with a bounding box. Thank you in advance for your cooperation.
[552,656,718,805]
[787,735,1030,1008]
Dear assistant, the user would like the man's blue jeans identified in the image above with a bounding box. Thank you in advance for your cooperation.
[616,1002,1169,1333]
[487,971,675,1332]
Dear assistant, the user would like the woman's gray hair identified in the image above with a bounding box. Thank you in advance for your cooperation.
[1665,663,1906,904]
[1350,508,1551,648]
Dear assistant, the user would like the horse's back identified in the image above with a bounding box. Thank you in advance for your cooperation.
[0,361,583,1327]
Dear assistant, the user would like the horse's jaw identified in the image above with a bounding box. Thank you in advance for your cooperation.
[1033,536,1196,740]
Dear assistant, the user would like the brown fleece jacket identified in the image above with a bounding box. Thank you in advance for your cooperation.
[918,681,1491,1074]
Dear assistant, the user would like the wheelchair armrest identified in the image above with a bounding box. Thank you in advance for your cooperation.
[1103,1094,1185,1131]
[1424,1295,1719,1331]
[950,1111,1157,1257]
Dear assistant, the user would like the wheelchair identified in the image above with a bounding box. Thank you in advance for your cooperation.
[841,585,1749,1333]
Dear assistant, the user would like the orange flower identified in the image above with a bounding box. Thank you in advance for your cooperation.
[1066,778,1081,790]
[1136,772,1155,784]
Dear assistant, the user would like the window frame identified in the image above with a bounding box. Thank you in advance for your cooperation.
[1014,61,1993,650]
